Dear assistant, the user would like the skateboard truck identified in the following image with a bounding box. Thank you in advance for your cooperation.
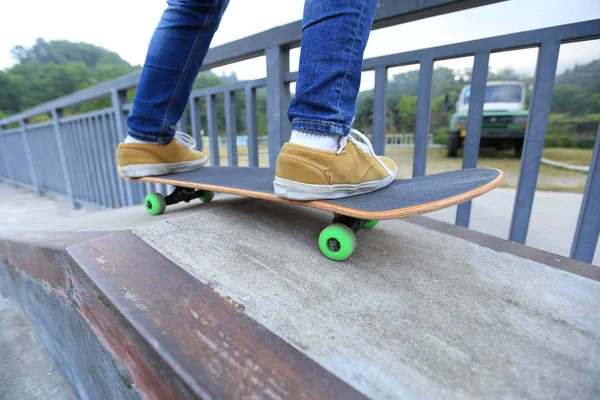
[143,187,215,216]
[318,214,379,261]
[143,188,378,261]
[164,187,207,206]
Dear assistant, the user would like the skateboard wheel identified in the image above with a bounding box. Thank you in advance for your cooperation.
[362,220,379,229]
[319,223,356,261]
[199,190,215,203]
[144,193,166,216]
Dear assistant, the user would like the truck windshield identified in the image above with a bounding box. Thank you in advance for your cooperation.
[464,85,522,104]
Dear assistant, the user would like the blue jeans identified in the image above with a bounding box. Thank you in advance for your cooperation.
[127,0,377,143]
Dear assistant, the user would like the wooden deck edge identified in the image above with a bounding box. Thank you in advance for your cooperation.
[0,230,366,400]
[122,167,504,220]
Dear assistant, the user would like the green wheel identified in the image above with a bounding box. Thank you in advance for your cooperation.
[362,220,379,229]
[199,190,215,203]
[144,193,166,216]
[319,223,356,261]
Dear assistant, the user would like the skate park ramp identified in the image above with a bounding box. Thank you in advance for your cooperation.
[1,184,599,399]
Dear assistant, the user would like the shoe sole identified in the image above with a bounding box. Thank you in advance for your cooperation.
[273,175,395,201]
[118,156,208,178]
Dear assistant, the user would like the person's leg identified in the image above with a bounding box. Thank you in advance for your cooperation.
[117,0,229,178]
[127,0,229,144]
[288,0,376,140]
[274,0,397,200]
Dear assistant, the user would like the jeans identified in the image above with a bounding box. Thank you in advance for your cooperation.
[127,0,377,143]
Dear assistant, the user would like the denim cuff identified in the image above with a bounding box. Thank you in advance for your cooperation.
[127,129,174,144]
[291,120,350,136]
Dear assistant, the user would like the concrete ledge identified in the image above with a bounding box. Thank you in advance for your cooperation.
[132,198,600,399]
[1,199,599,399]
[407,216,600,281]
[0,231,364,400]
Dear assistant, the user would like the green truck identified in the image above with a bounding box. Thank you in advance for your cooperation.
[447,81,529,158]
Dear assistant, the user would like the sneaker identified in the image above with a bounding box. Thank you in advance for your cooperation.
[116,131,208,178]
[274,128,397,200]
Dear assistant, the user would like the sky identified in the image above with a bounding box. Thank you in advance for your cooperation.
[1,0,599,92]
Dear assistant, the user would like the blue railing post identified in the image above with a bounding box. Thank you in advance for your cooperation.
[51,109,78,209]
[189,96,203,151]
[20,119,41,196]
[245,86,259,167]
[206,94,220,166]
[413,57,434,177]
[456,51,490,228]
[111,89,134,206]
[509,41,560,244]
[0,125,15,184]
[176,102,187,133]
[224,91,238,166]
[570,124,600,263]
[266,45,291,167]
[372,66,388,155]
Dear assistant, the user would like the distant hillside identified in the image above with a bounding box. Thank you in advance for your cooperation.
[10,38,131,68]
[555,59,600,87]
[0,39,139,115]
[551,59,600,115]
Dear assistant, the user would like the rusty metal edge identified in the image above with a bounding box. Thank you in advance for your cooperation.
[0,230,150,400]
[0,231,116,295]
[0,229,366,399]
[406,215,600,281]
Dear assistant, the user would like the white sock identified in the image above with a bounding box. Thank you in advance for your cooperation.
[124,135,159,144]
[290,130,341,151]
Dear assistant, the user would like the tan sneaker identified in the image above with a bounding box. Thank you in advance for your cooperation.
[116,132,208,178]
[274,129,397,200]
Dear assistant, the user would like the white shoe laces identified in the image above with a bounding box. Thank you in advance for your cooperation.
[174,131,196,148]
[338,128,395,178]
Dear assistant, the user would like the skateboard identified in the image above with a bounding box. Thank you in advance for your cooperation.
[121,167,504,261]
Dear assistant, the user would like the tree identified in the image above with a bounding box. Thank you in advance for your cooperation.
[11,38,129,67]
[0,39,139,117]
[396,95,418,133]
[354,92,373,132]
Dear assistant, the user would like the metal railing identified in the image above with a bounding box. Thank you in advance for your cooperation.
[0,0,599,264]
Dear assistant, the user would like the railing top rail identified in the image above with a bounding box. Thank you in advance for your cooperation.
[0,0,502,127]
[281,19,600,81]
[190,78,267,98]
[1,127,22,134]
[361,19,600,70]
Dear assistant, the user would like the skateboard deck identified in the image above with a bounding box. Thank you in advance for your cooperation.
[122,166,504,260]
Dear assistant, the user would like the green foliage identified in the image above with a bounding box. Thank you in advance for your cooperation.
[433,129,449,145]
[1,39,138,118]
[545,113,600,149]
[554,59,600,86]
[551,84,600,115]
[396,96,418,132]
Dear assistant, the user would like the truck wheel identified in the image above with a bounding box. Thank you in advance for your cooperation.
[447,131,460,157]
[514,139,524,159]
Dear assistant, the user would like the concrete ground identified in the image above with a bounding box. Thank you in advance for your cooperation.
[0,182,203,233]
[0,292,75,400]
[1,181,599,399]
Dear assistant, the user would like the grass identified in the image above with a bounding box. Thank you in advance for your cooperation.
[542,148,593,166]
[211,145,593,194]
